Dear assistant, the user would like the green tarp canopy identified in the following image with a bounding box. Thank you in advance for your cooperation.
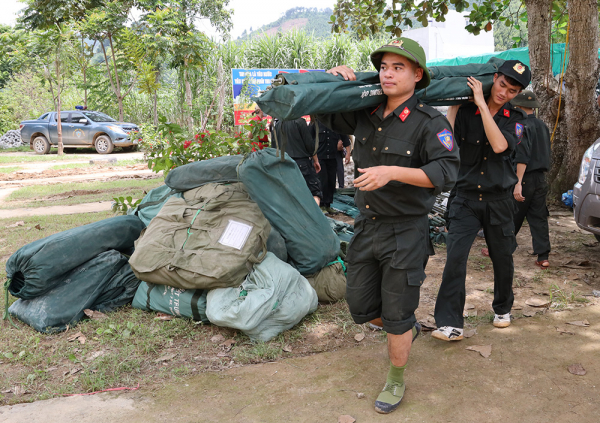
[427,44,571,76]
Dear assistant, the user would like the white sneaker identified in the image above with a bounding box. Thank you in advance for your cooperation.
[493,313,511,328]
[431,326,464,341]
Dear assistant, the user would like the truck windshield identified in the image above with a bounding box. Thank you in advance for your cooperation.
[82,111,117,122]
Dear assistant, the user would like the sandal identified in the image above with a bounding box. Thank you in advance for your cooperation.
[535,259,550,269]
[481,248,489,257]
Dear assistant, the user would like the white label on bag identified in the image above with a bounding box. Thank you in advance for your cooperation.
[218,220,253,250]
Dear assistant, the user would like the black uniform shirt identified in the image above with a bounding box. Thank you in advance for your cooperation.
[270,118,316,159]
[514,113,551,173]
[454,101,527,199]
[317,94,460,220]
[313,123,351,160]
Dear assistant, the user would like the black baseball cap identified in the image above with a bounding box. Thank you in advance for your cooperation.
[497,60,531,89]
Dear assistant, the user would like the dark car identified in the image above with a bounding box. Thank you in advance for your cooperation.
[573,138,600,241]
[20,110,141,154]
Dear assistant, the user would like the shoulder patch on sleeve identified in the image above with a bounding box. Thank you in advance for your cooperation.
[437,129,454,151]
[515,122,524,142]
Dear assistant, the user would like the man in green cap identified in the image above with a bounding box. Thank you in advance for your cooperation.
[511,90,552,268]
[317,37,460,414]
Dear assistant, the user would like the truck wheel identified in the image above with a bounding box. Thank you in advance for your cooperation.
[32,136,51,155]
[95,135,114,154]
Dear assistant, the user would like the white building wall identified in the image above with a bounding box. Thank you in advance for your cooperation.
[403,10,494,61]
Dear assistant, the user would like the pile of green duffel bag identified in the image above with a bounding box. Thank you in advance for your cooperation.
[6,215,145,333]
[4,150,348,340]
[126,149,347,341]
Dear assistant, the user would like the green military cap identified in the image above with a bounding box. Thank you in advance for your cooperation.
[370,37,431,89]
[511,90,541,108]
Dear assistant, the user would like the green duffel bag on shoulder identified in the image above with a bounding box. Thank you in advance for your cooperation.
[129,182,270,290]
[254,57,505,120]
[131,281,209,323]
[305,257,347,303]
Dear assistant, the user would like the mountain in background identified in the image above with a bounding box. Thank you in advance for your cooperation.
[237,7,334,40]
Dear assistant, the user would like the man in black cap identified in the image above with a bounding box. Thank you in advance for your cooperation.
[511,90,552,268]
[432,60,531,341]
[318,37,460,414]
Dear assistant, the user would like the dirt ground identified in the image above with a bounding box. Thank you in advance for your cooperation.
[2,305,599,423]
[1,150,600,421]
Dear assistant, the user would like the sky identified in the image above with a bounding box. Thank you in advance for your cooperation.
[0,0,338,39]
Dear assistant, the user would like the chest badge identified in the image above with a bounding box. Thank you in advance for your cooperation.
[399,107,411,122]
[503,109,510,117]
[515,122,524,140]
[437,128,454,151]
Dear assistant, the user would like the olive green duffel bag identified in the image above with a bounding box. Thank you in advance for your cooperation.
[305,257,347,303]
[129,182,270,290]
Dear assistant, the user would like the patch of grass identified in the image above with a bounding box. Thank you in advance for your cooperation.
[48,159,143,171]
[233,342,283,364]
[0,154,92,164]
[549,283,590,310]
[464,311,495,326]
[1,177,164,209]
[0,146,31,153]
[0,166,23,173]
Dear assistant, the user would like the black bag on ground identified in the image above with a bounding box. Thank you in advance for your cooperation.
[8,250,140,333]
[5,215,144,300]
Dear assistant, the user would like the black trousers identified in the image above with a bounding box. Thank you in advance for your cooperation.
[514,171,551,261]
[434,195,517,328]
[336,154,345,188]
[317,157,337,206]
[293,157,322,200]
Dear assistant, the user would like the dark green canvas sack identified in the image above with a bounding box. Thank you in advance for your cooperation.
[131,282,209,323]
[6,215,145,300]
[255,58,505,120]
[129,183,270,290]
[165,155,242,191]
[8,250,140,333]
[237,148,340,275]
[130,184,182,227]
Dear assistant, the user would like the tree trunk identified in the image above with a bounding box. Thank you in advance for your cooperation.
[153,92,158,126]
[55,50,63,156]
[216,58,226,131]
[551,0,600,196]
[153,69,159,126]
[183,57,194,132]
[527,0,600,200]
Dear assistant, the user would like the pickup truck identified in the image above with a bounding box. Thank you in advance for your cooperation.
[20,110,141,154]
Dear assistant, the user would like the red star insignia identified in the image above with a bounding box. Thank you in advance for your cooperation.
[399,107,411,122]
[503,109,510,117]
